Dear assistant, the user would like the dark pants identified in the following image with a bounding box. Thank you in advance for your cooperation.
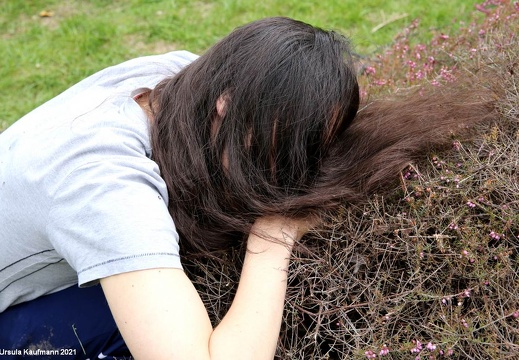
[0,285,131,359]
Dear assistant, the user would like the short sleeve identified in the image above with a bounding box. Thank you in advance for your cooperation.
[46,155,182,287]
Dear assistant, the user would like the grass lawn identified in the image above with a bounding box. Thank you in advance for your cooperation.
[1,0,481,130]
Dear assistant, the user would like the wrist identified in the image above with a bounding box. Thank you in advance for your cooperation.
[249,217,300,249]
[246,231,294,256]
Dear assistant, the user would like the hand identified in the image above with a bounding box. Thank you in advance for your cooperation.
[249,215,319,250]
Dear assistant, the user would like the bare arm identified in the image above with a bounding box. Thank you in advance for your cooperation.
[100,216,309,360]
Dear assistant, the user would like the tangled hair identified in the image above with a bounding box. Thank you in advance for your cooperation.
[149,17,497,254]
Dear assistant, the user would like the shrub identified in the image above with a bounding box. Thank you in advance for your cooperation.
[184,1,518,358]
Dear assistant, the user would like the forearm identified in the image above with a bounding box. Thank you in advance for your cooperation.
[208,220,296,360]
[101,218,307,360]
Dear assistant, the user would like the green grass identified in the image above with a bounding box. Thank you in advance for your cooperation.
[1,0,481,130]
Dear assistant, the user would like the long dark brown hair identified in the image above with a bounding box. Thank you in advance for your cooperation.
[149,17,497,254]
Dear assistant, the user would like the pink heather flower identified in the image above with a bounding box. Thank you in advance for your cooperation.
[423,63,433,73]
[464,289,471,297]
[364,66,376,76]
[431,80,440,87]
[416,70,424,79]
[489,231,502,240]
[513,311,519,318]
[409,19,419,29]
[449,223,459,230]
[426,342,436,351]
[379,345,390,356]
[461,318,469,328]
[439,33,449,40]
[447,348,454,356]
[466,201,476,208]
[442,298,447,304]
[365,350,377,359]
[440,67,456,82]
[411,340,423,354]
[407,60,416,69]
[514,2,519,11]
[462,250,469,256]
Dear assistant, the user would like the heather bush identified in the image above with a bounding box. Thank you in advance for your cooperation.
[184,1,518,359]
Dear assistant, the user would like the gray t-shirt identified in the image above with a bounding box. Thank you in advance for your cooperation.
[0,50,198,312]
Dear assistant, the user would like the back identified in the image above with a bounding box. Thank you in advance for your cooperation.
[0,51,198,312]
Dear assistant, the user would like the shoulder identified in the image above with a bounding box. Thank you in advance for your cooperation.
[90,50,199,87]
